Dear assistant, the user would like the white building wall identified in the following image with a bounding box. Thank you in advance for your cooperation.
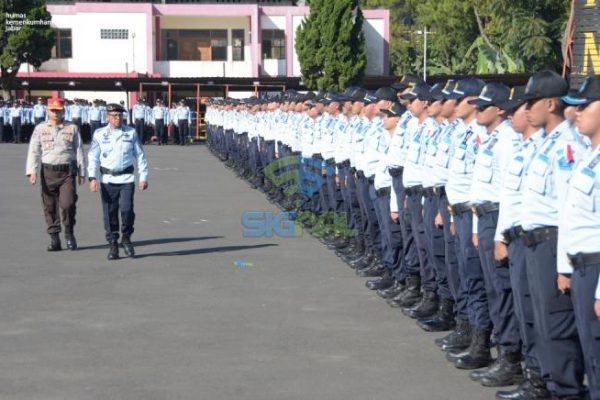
[292,15,304,77]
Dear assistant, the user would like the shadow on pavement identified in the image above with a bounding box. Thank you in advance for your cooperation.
[77,236,224,251]
[133,243,278,258]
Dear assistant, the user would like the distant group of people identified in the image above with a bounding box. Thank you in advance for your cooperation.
[2,96,195,145]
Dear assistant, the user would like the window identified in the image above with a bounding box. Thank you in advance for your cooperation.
[232,29,245,61]
[51,29,72,59]
[160,29,228,61]
[262,29,285,60]
[100,29,129,40]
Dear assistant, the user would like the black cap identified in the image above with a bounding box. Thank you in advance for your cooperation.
[440,80,457,99]
[343,86,359,97]
[468,82,511,108]
[563,76,600,106]
[447,78,486,100]
[350,88,367,102]
[524,70,568,101]
[363,91,379,104]
[430,83,445,102]
[499,86,527,111]
[380,102,406,117]
[106,103,125,113]
[373,87,397,102]
[399,83,433,101]
[392,74,424,91]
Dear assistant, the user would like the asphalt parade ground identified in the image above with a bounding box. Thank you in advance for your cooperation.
[0,143,500,400]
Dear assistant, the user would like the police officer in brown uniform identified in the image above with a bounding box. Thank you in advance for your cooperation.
[25,98,85,251]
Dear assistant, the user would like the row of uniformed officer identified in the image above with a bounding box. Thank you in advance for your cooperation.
[206,71,600,400]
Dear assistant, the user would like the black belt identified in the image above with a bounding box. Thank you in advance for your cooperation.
[423,187,435,198]
[472,202,500,217]
[134,118,144,122]
[522,226,558,248]
[42,163,70,172]
[448,202,471,216]
[313,153,323,160]
[388,166,404,177]
[100,165,134,176]
[502,225,525,245]
[291,151,301,156]
[569,252,600,269]
[325,158,336,166]
[376,187,391,197]
[266,140,275,145]
[433,186,446,198]
[405,185,423,197]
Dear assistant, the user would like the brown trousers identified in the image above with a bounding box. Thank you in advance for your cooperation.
[41,167,77,234]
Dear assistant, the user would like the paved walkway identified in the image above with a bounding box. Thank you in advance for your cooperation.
[0,143,501,399]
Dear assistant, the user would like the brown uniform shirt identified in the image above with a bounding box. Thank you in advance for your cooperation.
[25,122,85,176]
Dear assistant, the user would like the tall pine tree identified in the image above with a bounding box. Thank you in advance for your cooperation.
[296,0,366,91]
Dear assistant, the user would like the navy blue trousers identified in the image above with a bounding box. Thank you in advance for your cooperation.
[524,238,585,398]
[438,194,467,321]
[508,237,542,372]
[406,192,435,291]
[477,211,521,353]
[454,211,491,331]
[100,182,135,243]
[571,261,600,400]
[423,195,451,300]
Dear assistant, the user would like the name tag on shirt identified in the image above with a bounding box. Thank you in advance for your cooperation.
[573,167,596,195]
[531,154,549,176]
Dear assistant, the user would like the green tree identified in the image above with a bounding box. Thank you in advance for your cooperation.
[296,0,366,90]
[0,0,55,98]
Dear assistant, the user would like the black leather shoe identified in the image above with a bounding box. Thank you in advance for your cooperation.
[480,351,523,387]
[65,233,77,250]
[366,274,394,290]
[47,233,62,251]
[495,369,551,399]
[417,299,456,332]
[454,329,493,370]
[107,241,119,260]
[387,275,421,308]
[355,254,381,274]
[121,235,135,257]
[350,251,374,269]
[377,281,405,299]
[403,291,439,319]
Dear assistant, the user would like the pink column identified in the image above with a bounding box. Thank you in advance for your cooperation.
[251,6,260,78]
[286,9,294,77]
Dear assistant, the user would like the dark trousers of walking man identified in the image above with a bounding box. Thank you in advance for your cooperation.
[41,165,77,238]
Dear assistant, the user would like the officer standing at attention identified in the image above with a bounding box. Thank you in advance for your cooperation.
[88,100,106,138]
[520,70,587,399]
[33,97,47,125]
[132,98,149,144]
[151,99,169,145]
[176,99,192,146]
[25,98,85,251]
[9,100,24,143]
[559,75,600,400]
[88,103,148,260]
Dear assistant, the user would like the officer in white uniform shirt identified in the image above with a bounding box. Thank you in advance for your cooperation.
[519,70,587,399]
[558,75,600,400]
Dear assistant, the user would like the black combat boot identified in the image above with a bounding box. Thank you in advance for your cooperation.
[495,368,551,399]
[377,280,405,299]
[366,270,394,290]
[47,233,62,251]
[440,320,472,351]
[121,235,135,257]
[402,290,439,319]
[65,233,77,250]
[417,298,456,332]
[107,240,119,260]
[387,275,421,308]
[479,351,523,387]
[453,329,493,370]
